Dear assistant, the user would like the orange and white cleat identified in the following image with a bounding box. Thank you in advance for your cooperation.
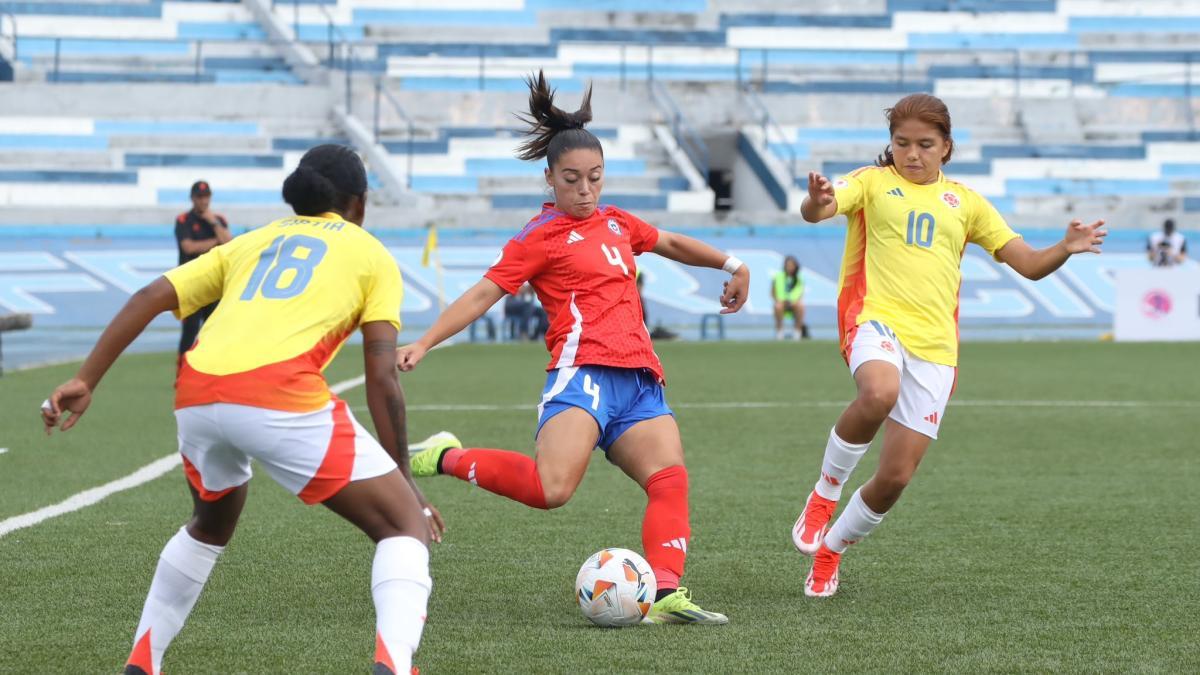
[792,490,837,556]
[804,544,841,598]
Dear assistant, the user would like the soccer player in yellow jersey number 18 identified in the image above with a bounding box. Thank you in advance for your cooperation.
[790,94,1108,598]
[40,145,438,675]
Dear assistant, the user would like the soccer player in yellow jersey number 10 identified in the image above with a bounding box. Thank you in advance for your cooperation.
[40,145,438,674]
[791,94,1108,598]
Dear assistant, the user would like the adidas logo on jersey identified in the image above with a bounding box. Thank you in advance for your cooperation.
[566,230,585,244]
[924,412,940,425]
[886,187,905,198]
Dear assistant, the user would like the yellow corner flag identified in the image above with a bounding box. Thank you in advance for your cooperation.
[421,224,439,267]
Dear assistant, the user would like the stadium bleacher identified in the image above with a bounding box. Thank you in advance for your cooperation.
[0,115,347,207]
[0,0,1199,219]
[1,0,299,84]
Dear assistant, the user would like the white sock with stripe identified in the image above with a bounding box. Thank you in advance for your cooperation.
[127,526,223,674]
[813,427,872,501]
[372,536,432,674]
[824,488,885,554]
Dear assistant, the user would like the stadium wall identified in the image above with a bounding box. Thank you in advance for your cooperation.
[0,227,1175,368]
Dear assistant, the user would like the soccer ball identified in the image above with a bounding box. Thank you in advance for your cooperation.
[574,548,656,627]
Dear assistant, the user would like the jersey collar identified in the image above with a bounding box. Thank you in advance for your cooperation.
[887,164,945,188]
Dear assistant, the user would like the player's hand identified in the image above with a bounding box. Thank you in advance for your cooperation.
[719,267,749,314]
[396,342,428,372]
[407,479,445,543]
[807,171,835,208]
[1063,219,1107,254]
[41,378,92,435]
[199,209,222,227]
[423,502,446,543]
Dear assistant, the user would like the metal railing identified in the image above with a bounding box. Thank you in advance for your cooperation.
[33,36,300,83]
[0,12,16,63]
[373,78,416,189]
[740,83,797,186]
[648,79,710,185]
[313,1,357,113]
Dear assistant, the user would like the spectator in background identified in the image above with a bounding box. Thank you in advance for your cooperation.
[175,180,232,371]
[504,283,548,341]
[771,255,810,340]
[1148,218,1187,267]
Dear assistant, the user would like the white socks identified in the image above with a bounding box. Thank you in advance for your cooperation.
[825,488,885,554]
[372,536,432,674]
[127,527,224,675]
[813,427,871,501]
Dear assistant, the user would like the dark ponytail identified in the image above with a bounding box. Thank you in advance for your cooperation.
[515,70,602,167]
[282,144,367,216]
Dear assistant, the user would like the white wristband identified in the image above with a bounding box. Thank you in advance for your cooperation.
[722,256,744,275]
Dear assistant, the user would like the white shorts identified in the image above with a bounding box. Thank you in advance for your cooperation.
[175,399,397,505]
[847,320,957,439]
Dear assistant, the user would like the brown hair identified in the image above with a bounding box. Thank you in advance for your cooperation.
[876,93,954,168]
[515,70,602,167]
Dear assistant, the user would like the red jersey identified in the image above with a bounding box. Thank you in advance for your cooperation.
[485,203,664,381]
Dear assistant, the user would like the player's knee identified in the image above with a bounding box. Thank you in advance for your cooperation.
[774,301,785,312]
[361,515,429,545]
[856,385,898,419]
[541,483,576,509]
[186,518,235,547]
[873,470,913,501]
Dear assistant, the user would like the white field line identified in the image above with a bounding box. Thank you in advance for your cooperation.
[0,448,8,455]
[0,375,368,540]
[364,399,1200,414]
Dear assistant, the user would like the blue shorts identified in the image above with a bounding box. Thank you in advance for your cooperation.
[536,365,674,452]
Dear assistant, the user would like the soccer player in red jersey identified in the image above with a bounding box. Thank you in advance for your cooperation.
[791,94,1107,597]
[397,72,749,624]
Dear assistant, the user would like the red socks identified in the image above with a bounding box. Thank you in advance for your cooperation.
[641,465,690,591]
[442,448,548,510]
[440,451,691,591]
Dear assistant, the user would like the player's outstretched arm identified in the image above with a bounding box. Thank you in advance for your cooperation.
[998,219,1107,281]
[41,277,179,434]
[801,171,838,223]
[364,320,444,541]
[396,278,507,371]
[652,230,749,314]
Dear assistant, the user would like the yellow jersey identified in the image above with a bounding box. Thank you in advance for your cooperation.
[833,165,1019,366]
[163,212,402,412]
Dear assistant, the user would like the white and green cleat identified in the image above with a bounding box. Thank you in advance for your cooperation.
[408,431,461,477]
[643,587,728,625]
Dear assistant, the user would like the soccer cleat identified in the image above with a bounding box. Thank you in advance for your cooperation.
[643,587,729,625]
[804,544,841,598]
[792,490,838,556]
[408,431,461,477]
